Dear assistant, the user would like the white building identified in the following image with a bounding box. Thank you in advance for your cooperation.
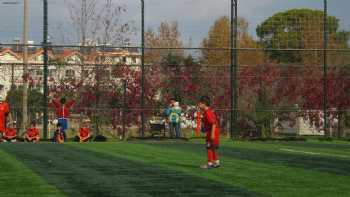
[0,46,141,98]
[274,110,339,136]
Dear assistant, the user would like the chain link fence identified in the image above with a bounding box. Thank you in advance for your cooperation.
[0,0,349,140]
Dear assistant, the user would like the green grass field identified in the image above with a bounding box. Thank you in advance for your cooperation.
[0,139,350,197]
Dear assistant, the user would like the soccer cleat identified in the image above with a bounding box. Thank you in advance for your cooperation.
[200,164,215,169]
[213,160,221,168]
[213,163,221,168]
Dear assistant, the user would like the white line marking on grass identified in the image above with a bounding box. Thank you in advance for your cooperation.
[280,148,350,159]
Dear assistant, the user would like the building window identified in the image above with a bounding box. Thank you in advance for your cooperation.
[29,69,35,76]
[132,57,137,64]
[65,70,75,78]
[82,70,89,78]
[36,70,43,76]
[101,70,110,81]
[49,70,56,77]
[122,56,127,63]
[114,57,120,63]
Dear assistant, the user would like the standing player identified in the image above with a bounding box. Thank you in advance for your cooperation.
[165,98,176,138]
[50,97,75,140]
[0,97,10,139]
[198,96,220,169]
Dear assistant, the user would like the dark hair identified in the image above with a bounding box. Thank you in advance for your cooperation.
[60,97,66,104]
[31,121,36,125]
[200,96,211,106]
[57,123,62,128]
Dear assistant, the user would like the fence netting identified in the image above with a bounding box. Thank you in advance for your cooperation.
[0,0,349,139]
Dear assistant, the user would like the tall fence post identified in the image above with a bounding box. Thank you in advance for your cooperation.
[22,0,29,134]
[122,79,127,140]
[43,0,49,139]
[323,0,328,136]
[230,0,238,139]
[140,0,145,137]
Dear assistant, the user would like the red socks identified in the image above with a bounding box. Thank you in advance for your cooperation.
[207,148,219,163]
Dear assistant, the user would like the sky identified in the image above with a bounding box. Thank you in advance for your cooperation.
[0,0,349,47]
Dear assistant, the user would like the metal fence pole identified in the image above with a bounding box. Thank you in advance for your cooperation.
[323,0,328,136]
[230,0,238,139]
[43,0,49,139]
[22,0,29,134]
[140,0,145,137]
[122,79,127,139]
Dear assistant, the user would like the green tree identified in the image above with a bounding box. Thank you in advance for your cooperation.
[257,9,350,64]
[6,87,44,131]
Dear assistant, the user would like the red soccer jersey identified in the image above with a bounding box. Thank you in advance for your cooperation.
[203,108,220,145]
[27,127,40,138]
[51,99,75,118]
[79,128,90,138]
[5,128,16,138]
[0,102,10,133]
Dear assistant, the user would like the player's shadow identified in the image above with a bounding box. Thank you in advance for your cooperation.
[265,141,350,151]
[171,163,201,169]
[147,142,350,176]
[221,146,350,176]
[1,144,264,197]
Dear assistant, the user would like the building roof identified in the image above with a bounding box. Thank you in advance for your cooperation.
[0,47,140,64]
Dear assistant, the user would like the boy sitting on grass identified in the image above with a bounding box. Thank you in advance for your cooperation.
[78,119,91,143]
[24,121,40,143]
[2,121,17,142]
[198,96,221,169]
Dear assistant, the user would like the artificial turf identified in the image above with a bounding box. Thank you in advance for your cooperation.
[0,140,350,197]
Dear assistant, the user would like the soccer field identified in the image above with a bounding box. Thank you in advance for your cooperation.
[0,140,350,197]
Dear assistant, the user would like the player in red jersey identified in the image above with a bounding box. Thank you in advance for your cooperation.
[78,119,91,143]
[198,96,220,169]
[2,121,17,142]
[50,97,75,140]
[24,121,40,143]
[0,99,10,136]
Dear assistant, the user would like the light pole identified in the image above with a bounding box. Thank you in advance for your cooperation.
[323,0,328,137]
[140,0,145,137]
[3,0,29,132]
[43,0,49,139]
[22,0,29,133]
[230,0,238,139]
